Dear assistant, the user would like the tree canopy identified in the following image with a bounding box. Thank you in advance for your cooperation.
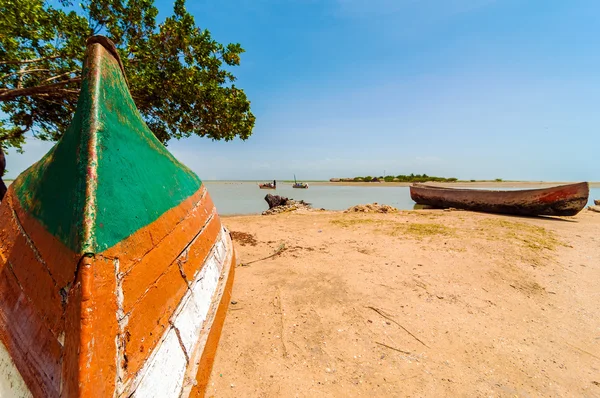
[0,0,255,151]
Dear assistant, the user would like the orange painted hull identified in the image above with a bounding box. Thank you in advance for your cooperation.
[0,184,235,397]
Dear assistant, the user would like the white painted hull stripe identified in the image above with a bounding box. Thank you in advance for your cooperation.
[0,339,32,398]
[130,228,231,397]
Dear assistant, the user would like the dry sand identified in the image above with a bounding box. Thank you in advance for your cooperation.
[207,208,600,397]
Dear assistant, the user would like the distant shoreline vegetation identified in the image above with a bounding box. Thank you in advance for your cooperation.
[330,174,458,183]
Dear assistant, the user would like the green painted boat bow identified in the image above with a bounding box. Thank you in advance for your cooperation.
[12,36,202,254]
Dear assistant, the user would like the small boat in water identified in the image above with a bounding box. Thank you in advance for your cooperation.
[410,182,589,216]
[292,175,308,189]
[259,180,276,189]
[0,36,235,397]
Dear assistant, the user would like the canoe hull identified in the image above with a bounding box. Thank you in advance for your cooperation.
[0,184,235,398]
[410,182,589,216]
[0,36,235,398]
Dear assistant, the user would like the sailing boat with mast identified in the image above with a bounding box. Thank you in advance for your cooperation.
[292,174,308,189]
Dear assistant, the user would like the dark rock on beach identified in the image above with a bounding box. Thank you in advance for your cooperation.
[263,194,312,215]
[265,194,289,209]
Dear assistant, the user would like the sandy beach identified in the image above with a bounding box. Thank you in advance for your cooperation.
[207,208,600,397]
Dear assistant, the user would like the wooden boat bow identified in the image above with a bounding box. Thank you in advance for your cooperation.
[0,36,235,397]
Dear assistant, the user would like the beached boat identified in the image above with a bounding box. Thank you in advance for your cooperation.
[0,36,235,398]
[410,182,589,216]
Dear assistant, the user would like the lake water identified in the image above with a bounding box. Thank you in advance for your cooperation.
[204,181,600,215]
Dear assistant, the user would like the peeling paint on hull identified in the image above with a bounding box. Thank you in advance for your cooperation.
[0,36,235,397]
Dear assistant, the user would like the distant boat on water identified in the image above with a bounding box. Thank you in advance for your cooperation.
[292,174,308,189]
[259,180,277,189]
[410,182,589,216]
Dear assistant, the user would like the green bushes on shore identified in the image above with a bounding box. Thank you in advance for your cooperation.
[341,174,457,183]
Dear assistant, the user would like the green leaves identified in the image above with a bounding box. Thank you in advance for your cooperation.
[0,0,254,150]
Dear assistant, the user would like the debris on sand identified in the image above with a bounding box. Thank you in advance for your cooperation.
[588,205,600,214]
[263,194,312,215]
[230,231,258,246]
[344,203,398,213]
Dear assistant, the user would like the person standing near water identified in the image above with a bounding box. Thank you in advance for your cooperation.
[273,180,276,188]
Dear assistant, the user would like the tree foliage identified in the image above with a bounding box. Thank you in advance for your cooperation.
[0,0,255,151]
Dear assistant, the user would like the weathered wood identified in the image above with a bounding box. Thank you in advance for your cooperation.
[410,182,589,217]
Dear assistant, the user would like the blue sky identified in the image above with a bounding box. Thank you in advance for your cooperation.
[6,0,600,181]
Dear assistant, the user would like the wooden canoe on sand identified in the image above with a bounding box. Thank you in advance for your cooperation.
[0,36,235,397]
[410,182,589,216]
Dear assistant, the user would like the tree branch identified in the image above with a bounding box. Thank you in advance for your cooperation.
[0,77,81,101]
[0,69,50,81]
[0,55,61,65]
[42,70,79,83]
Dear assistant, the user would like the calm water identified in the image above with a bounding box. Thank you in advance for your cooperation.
[204,181,600,215]
[5,180,597,215]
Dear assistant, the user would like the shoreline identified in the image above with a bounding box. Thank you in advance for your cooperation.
[310,181,600,188]
[202,180,600,188]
